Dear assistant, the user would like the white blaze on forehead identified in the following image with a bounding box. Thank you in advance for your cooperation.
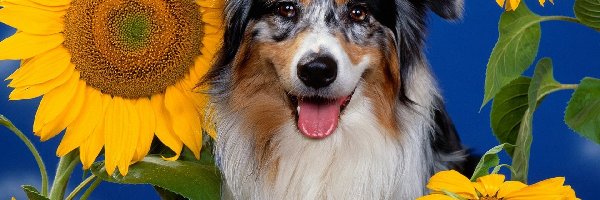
[289,30,370,97]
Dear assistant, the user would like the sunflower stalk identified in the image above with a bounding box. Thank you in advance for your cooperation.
[0,115,49,196]
[65,175,96,200]
[80,177,102,200]
[49,150,80,200]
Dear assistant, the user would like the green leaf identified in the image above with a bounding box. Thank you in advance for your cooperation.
[22,185,50,200]
[482,4,542,108]
[154,186,186,200]
[510,58,562,183]
[491,164,515,175]
[575,0,600,29]
[491,77,531,156]
[528,58,561,110]
[470,143,514,181]
[511,109,533,183]
[91,156,221,200]
[565,77,600,144]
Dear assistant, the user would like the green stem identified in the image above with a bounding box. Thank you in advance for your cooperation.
[0,115,49,196]
[540,16,581,24]
[48,150,80,200]
[560,84,579,90]
[80,178,102,200]
[65,175,96,200]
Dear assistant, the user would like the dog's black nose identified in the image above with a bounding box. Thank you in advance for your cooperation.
[297,55,337,89]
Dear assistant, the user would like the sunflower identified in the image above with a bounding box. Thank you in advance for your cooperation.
[418,170,578,200]
[0,0,223,176]
[496,0,554,11]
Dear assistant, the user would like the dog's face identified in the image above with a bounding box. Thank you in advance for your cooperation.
[244,0,401,139]
[207,0,463,160]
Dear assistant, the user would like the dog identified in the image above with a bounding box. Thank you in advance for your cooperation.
[203,0,466,199]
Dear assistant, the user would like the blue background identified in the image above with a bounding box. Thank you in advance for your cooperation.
[1,0,599,199]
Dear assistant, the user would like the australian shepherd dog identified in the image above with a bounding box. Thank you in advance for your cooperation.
[204,0,466,199]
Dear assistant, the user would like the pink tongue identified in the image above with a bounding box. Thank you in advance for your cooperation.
[297,98,346,139]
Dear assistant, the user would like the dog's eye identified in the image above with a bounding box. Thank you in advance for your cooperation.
[277,3,297,18]
[348,5,368,22]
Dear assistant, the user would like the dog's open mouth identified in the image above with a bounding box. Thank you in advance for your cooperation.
[288,92,354,139]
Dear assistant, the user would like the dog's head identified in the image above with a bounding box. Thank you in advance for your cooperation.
[206,0,463,140]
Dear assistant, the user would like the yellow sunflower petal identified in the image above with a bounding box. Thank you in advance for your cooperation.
[104,97,123,175]
[497,181,528,198]
[56,87,103,156]
[473,174,505,197]
[151,94,183,161]
[117,99,141,176]
[8,46,71,87]
[426,170,478,200]
[201,37,221,56]
[0,32,63,60]
[80,94,111,169]
[496,0,506,7]
[164,86,202,159]
[503,177,568,199]
[197,0,224,8]
[132,98,156,162]
[37,79,86,141]
[201,12,224,28]
[5,59,27,80]
[0,4,64,35]
[531,177,565,187]
[28,0,71,7]
[32,72,79,134]
[80,121,105,169]
[417,194,457,200]
[506,0,521,11]
[8,63,74,100]
[193,56,213,80]
[203,23,221,35]
[562,186,579,200]
[8,46,68,84]
[0,0,69,12]
[181,82,216,139]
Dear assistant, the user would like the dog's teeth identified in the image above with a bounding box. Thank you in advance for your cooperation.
[297,106,300,113]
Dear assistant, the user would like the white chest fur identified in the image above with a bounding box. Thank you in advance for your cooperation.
[216,90,435,200]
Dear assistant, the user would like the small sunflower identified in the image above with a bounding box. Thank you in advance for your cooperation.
[0,0,223,175]
[496,0,554,11]
[418,170,578,200]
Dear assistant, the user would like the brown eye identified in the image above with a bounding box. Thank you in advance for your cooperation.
[277,3,297,18]
[349,5,368,22]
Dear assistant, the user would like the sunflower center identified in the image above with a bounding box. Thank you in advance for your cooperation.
[64,0,204,98]
[117,14,151,50]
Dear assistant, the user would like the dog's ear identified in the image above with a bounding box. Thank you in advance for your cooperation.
[427,0,464,20]
[200,0,253,91]
[221,0,253,64]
